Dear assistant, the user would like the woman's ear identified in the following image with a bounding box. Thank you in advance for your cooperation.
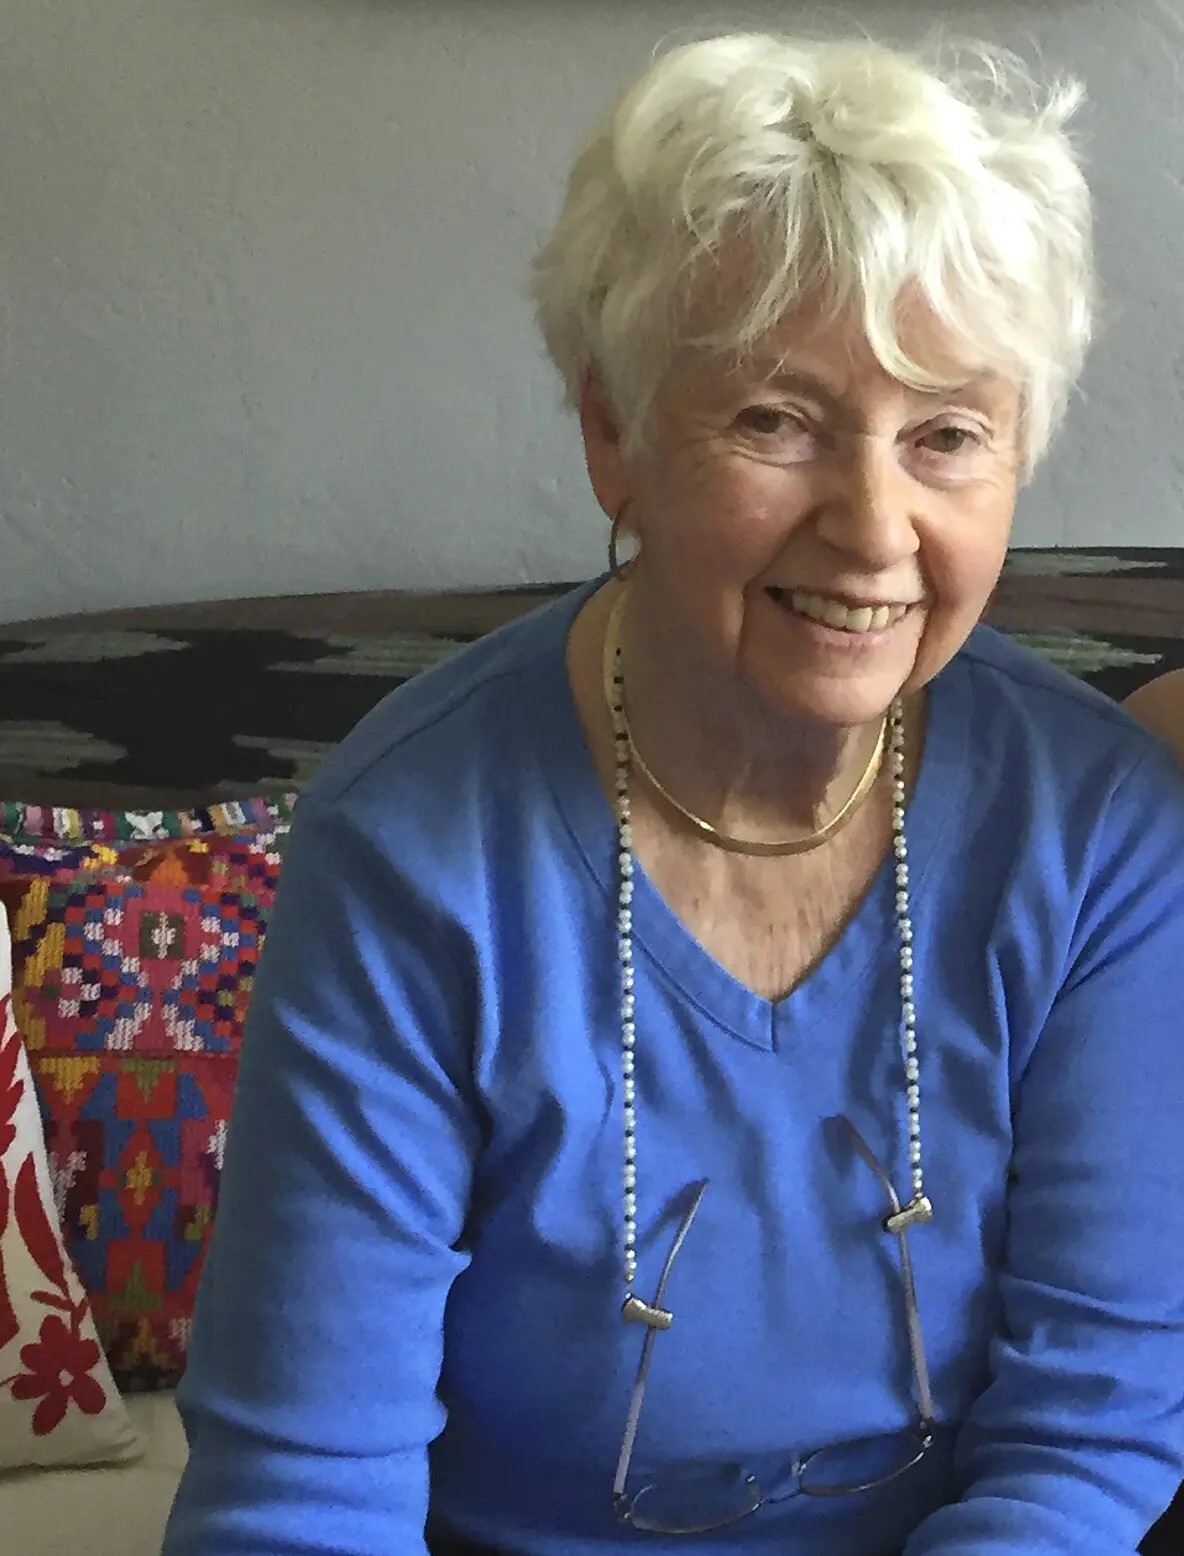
[578,373,629,521]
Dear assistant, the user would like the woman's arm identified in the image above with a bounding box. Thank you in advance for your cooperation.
[162,794,479,1556]
[905,743,1184,1555]
[1125,670,1184,764]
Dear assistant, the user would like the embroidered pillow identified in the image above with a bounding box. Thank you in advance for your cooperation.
[0,798,292,1391]
[0,903,141,1469]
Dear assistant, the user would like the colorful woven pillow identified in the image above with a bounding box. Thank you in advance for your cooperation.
[0,903,141,1469]
[0,796,293,1391]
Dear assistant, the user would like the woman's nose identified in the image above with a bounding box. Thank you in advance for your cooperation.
[813,436,921,570]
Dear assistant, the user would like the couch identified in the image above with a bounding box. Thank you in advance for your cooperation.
[5,1395,187,1555]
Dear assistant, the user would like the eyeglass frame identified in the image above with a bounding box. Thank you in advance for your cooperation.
[611,1116,937,1535]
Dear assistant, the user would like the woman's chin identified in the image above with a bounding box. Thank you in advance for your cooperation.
[758,683,908,732]
[744,639,920,728]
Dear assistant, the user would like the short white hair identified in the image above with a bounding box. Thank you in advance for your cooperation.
[532,33,1095,475]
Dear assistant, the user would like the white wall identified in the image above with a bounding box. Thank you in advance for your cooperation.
[0,0,1181,622]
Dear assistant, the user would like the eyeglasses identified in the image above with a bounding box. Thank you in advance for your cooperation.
[612,1117,936,1536]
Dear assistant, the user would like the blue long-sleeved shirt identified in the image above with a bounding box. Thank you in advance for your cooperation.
[163,585,1184,1554]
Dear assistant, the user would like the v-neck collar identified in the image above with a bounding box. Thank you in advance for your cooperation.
[527,583,970,1052]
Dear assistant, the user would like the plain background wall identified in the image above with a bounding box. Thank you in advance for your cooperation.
[0,0,1181,623]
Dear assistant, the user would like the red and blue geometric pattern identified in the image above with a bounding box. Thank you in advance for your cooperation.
[0,817,288,1389]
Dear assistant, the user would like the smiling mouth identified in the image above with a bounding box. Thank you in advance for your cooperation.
[767,588,913,635]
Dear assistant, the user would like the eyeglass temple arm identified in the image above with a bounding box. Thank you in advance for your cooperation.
[612,1180,709,1502]
[839,1119,936,1428]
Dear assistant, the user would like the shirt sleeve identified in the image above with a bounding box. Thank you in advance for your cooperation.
[162,792,480,1556]
[905,746,1184,1555]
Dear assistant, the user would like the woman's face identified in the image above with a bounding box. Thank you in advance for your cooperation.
[583,301,1022,731]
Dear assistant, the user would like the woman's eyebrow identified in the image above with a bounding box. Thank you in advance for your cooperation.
[758,368,844,408]
[758,366,1000,413]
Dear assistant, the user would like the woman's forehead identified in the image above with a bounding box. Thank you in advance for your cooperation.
[679,300,1012,407]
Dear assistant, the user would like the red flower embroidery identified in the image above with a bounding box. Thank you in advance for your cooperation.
[1,958,110,1435]
[0,993,20,1160]
[9,1312,106,1435]
[0,994,27,1351]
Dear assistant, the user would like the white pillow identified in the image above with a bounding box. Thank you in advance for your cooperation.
[0,903,141,1471]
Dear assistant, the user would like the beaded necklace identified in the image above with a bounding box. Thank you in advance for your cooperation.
[601,588,932,1324]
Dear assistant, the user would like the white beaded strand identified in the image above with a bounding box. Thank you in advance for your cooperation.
[888,701,928,1218]
[610,653,928,1298]
[609,651,640,1289]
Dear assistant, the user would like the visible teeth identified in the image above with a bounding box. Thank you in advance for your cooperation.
[821,598,849,629]
[787,592,907,633]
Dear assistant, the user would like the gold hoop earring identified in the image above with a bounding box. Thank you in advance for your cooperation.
[608,506,638,582]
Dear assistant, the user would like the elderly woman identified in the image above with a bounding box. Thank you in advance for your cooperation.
[163,34,1184,1556]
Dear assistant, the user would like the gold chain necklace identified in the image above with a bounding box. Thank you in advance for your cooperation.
[601,586,888,858]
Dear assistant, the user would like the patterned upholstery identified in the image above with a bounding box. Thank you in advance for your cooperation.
[0,803,291,1389]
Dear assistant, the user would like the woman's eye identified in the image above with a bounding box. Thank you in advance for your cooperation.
[737,406,805,437]
[918,425,979,456]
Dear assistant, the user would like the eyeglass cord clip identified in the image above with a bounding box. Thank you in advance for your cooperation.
[621,1294,673,1330]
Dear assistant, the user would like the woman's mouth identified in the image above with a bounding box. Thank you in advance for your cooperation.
[766,587,913,635]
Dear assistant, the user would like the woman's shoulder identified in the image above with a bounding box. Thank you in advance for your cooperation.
[940,630,1184,975]
[303,584,592,816]
[941,626,1184,850]
[953,624,1173,768]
